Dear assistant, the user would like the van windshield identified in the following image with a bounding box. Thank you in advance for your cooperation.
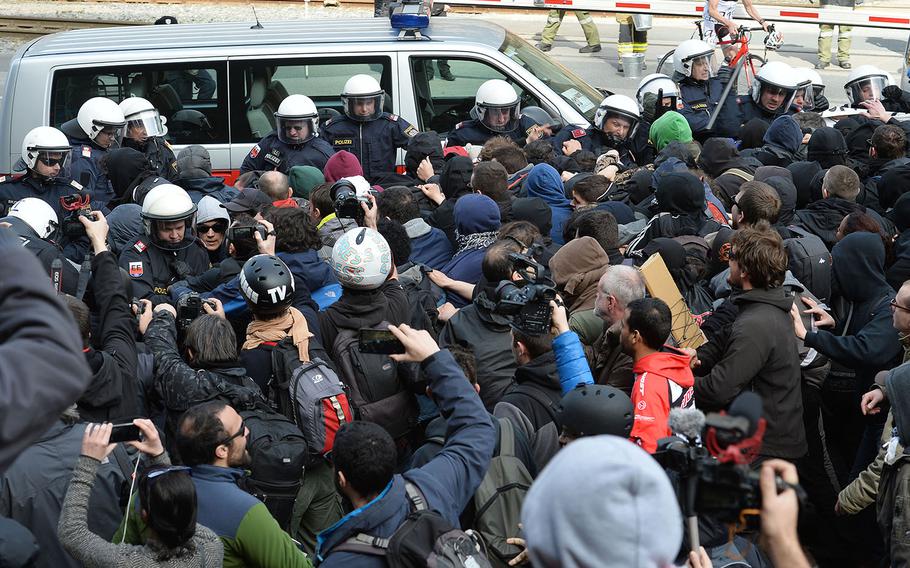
[499,31,602,124]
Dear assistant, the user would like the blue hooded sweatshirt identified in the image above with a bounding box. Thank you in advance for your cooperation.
[440,194,501,307]
[525,163,573,246]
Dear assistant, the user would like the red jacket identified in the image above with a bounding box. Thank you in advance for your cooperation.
[630,346,696,453]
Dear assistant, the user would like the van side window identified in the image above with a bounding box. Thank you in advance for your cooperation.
[409,56,543,135]
[50,62,228,145]
[229,56,393,144]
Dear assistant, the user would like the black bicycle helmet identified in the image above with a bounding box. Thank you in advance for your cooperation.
[557,384,634,439]
[239,254,296,317]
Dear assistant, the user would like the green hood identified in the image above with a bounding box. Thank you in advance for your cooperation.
[649,111,693,152]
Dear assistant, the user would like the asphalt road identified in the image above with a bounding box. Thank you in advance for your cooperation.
[0,13,906,107]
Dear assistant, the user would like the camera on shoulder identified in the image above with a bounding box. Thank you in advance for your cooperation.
[331,178,372,224]
[492,249,557,336]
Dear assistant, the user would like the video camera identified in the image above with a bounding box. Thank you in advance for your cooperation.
[492,250,557,336]
[226,224,268,243]
[175,292,216,331]
[331,179,372,224]
[655,392,803,529]
[59,193,92,238]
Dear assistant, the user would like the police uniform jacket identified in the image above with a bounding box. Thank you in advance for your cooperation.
[737,96,796,126]
[551,122,653,168]
[239,132,335,175]
[60,119,115,209]
[118,236,209,305]
[445,116,538,148]
[1,216,81,296]
[321,112,418,182]
[0,172,87,221]
[123,137,179,181]
[677,75,741,139]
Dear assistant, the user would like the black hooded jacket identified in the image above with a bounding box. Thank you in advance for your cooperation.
[438,282,518,409]
[793,197,865,249]
[317,279,412,354]
[805,232,902,390]
[105,147,156,207]
[428,156,473,246]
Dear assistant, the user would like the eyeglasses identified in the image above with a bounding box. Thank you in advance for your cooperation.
[196,220,228,234]
[37,156,66,167]
[217,419,247,447]
[891,299,910,313]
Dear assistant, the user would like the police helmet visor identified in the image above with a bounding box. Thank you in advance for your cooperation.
[125,109,167,139]
[846,76,888,105]
[794,80,814,111]
[91,121,124,148]
[276,116,317,145]
[601,111,638,141]
[342,93,384,122]
[478,102,520,133]
[758,82,797,113]
[685,53,717,80]
[33,149,72,179]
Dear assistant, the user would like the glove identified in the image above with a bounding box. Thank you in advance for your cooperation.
[883,85,904,102]
[640,92,658,123]
[716,65,734,85]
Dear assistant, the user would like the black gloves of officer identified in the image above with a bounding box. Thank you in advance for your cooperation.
[716,65,734,85]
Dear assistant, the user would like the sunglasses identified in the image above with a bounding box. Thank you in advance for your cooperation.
[37,156,66,167]
[217,419,247,447]
[196,220,228,234]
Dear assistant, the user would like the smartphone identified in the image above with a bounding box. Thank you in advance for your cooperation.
[109,423,143,443]
[358,328,405,355]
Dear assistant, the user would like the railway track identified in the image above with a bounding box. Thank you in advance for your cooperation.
[0,15,140,37]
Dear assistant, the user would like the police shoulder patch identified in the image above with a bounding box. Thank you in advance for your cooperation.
[128,261,144,278]
[0,176,6,184]
[250,144,261,158]
[333,139,354,146]
[571,128,586,139]
[70,179,83,190]
[404,125,418,137]
[677,100,685,110]
[387,114,399,121]
[133,240,147,253]
[82,146,92,158]
[455,121,466,130]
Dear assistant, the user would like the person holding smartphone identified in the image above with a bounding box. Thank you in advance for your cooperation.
[58,419,223,566]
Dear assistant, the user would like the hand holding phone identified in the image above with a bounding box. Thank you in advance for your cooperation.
[109,422,143,443]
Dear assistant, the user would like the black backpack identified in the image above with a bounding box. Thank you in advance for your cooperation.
[331,324,418,440]
[784,226,833,304]
[239,403,308,531]
[331,481,492,568]
[267,337,354,464]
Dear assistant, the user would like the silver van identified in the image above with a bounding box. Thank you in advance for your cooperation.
[0,17,604,180]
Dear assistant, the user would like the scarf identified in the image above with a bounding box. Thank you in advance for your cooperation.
[242,307,313,361]
[455,230,498,256]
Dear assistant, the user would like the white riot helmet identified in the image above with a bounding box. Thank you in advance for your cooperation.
[76,97,126,147]
[636,74,679,109]
[119,96,167,140]
[752,61,799,114]
[20,126,72,175]
[793,68,821,111]
[330,227,392,290]
[341,74,385,122]
[474,79,521,133]
[7,198,59,239]
[844,65,891,106]
[593,95,641,146]
[140,183,198,249]
[673,39,716,79]
[274,94,319,145]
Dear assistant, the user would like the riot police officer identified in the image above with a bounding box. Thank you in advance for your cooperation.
[1,198,82,296]
[120,96,179,181]
[672,39,740,140]
[59,97,126,209]
[552,94,653,167]
[118,184,209,305]
[636,73,679,123]
[0,126,88,221]
[321,74,418,182]
[240,94,335,175]
[793,67,829,112]
[446,79,539,148]
[736,61,799,124]
[844,65,902,111]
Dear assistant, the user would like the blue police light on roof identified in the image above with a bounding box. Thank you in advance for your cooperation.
[390,0,431,32]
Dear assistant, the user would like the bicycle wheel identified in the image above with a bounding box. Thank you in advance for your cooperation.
[740,54,765,94]
[657,49,676,75]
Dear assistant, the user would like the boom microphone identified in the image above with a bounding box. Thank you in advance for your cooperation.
[668,407,706,441]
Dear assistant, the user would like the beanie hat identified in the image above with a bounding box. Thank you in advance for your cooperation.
[522,435,682,568]
[288,165,325,199]
[324,150,364,183]
[649,111,693,152]
[454,194,501,235]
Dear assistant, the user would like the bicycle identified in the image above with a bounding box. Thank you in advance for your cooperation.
[656,22,778,94]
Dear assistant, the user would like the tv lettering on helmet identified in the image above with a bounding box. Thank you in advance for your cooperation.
[266,285,288,304]
[238,255,296,317]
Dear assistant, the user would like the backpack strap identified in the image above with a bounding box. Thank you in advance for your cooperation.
[404,480,428,512]
[74,254,92,301]
[333,533,390,556]
[786,225,812,239]
[511,384,559,425]
[497,417,516,458]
